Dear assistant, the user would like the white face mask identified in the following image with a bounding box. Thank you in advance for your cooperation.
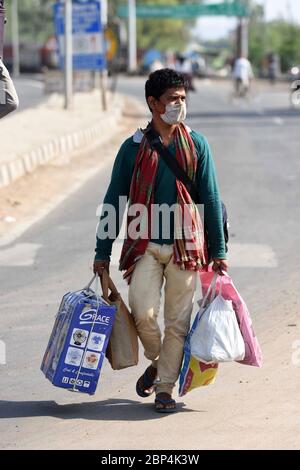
[160,101,187,125]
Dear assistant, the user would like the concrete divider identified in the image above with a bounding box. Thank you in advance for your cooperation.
[0,91,124,188]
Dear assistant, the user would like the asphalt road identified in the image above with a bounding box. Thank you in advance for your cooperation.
[1,77,300,450]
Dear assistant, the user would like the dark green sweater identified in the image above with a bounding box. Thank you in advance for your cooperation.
[95,129,226,261]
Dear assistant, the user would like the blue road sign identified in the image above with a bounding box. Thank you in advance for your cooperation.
[54,1,106,71]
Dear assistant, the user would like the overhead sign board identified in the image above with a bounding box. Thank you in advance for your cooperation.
[117,1,249,19]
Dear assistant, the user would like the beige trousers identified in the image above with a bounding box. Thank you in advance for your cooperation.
[128,242,197,395]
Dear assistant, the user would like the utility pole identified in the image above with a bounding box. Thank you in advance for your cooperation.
[238,17,249,57]
[101,0,107,26]
[128,0,137,73]
[11,0,20,77]
[100,0,108,111]
[64,0,73,110]
[236,0,249,58]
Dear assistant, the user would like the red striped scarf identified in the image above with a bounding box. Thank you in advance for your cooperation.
[119,123,208,283]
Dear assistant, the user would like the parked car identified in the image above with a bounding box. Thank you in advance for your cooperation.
[3,40,56,72]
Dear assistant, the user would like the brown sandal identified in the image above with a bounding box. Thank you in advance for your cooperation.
[155,393,177,413]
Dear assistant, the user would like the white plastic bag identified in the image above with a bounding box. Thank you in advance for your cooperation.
[190,274,245,364]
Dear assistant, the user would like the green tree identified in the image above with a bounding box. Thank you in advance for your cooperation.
[266,20,300,71]
[248,0,300,72]
[4,0,197,51]
[248,2,265,69]
[113,0,199,52]
[5,0,54,45]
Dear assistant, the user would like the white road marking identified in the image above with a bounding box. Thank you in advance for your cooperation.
[0,161,111,248]
[273,117,284,125]
[286,175,298,182]
[15,80,44,89]
[0,243,41,266]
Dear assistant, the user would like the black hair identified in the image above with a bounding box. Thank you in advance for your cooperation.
[145,68,188,107]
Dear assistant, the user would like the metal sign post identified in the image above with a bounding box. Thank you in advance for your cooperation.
[65,0,73,110]
[12,0,20,77]
[128,0,137,73]
[240,17,249,58]
[100,0,107,111]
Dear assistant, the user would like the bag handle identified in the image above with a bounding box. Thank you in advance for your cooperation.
[99,270,120,303]
[198,272,218,309]
[83,274,98,292]
[198,272,224,310]
[195,272,222,327]
[219,274,223,297]
[83,273,120,303]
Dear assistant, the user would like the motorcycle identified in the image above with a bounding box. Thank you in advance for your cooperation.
[289,66,300,108]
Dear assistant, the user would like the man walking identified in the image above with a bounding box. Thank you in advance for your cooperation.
[94,69,227,412]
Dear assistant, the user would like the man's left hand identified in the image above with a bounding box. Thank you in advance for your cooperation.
[212,258,228,276]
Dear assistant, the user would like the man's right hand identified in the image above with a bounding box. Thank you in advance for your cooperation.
[93,260,110,277]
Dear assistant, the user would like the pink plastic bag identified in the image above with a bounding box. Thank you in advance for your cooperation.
[199,270,262,367]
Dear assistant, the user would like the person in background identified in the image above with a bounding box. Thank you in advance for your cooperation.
[267,53,279,85]
[0,0,19,119]
[232,54,254,98]
[149,59,164,74]
[175,53,195,92]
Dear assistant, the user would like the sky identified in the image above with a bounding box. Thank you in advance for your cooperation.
[195,0,300,40]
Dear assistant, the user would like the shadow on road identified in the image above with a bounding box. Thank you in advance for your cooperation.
[0,399,203,421]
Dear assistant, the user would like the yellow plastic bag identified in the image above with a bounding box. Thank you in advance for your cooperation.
[179,353,218,396]
[179,274,219,396]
